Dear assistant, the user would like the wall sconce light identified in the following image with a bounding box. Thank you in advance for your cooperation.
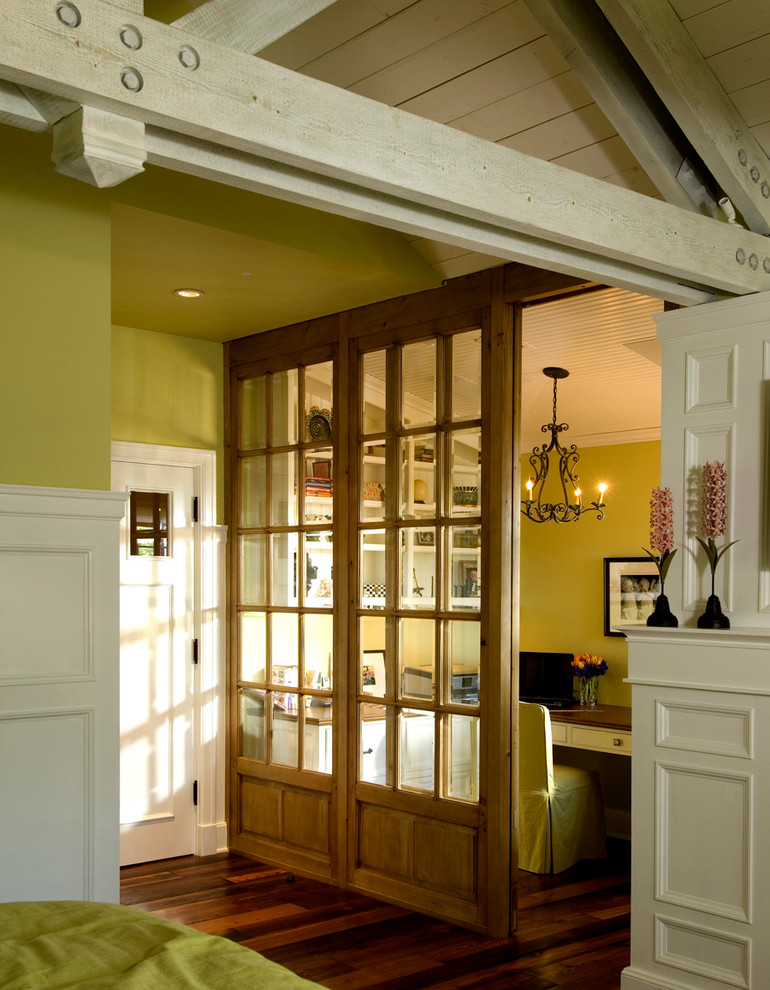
[522,367,607,523]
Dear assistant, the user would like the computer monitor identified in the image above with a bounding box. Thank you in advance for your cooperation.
[518,651,575,708]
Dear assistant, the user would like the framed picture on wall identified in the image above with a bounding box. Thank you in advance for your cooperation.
[362,650,386,695]
[604,556,660,636]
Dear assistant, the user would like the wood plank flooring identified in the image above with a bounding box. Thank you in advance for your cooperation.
[120,841,630,989]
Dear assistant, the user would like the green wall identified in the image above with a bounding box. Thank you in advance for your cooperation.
[0,125,112,490]
[111,325,225,519]
[519,440,660,706]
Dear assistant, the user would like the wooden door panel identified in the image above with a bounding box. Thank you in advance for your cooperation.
[237,776,334,880]
[356,802,480,920]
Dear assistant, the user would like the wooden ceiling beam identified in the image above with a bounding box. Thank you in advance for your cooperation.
[146,126,714,306]
[0,79,48,131]
[597,0,770,236]
[2,0,770,298]
[524,0,719,217]
[172,0,339,55]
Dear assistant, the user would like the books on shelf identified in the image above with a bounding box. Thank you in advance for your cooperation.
[305,477,332,497]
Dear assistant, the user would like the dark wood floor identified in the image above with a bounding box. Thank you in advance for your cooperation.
[120,841,630,989]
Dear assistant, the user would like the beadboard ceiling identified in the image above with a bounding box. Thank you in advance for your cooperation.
[9,0,769,445]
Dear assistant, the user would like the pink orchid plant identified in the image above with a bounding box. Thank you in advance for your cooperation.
[698,461,738,595]
[643,486,677,594]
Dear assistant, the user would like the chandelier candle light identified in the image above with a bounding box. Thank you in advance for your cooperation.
[697,461,737,629]
[521,368,607,523]
[644,486,679,627]
[571,653,608,707]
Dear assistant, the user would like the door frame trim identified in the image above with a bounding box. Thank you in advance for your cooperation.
[111,441,227,856]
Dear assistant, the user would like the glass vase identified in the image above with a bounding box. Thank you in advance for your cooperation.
[579,675,598,707]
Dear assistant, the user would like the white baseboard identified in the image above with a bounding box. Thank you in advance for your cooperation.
[197,822,228,857]
[621,966,690,990]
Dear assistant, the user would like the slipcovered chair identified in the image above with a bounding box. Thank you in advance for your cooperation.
[518,702,607,873]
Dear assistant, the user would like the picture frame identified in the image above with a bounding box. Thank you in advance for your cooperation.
[604,556,661,636]
[361,649,386,695]
[458,559,480,597]
[415,529,435,546]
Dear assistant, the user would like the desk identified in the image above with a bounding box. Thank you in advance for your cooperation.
[549,704,631,756]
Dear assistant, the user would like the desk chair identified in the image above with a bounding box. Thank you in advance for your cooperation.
[518,701,606,873]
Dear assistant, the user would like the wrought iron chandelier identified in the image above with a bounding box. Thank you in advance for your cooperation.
[521,367,607,523]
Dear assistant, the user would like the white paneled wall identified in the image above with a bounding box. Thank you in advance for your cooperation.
[622,290,770,990]
[0,485,126,902]
[622,629,770,990]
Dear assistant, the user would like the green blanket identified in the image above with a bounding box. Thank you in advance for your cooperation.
[0,901,325,989]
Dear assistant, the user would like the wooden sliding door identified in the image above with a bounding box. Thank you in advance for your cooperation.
[348,326,490,927]
[230,345,343,881]
[228,270,518,935]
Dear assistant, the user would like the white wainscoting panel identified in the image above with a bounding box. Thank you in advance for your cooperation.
[0,484,126,903]
[656,701,752,759]
[0,709,92,901]
[0,547,91,683]
[623,627,770,990]
[654,916,750,989]
[684,345,736,414]
[655,762,751,922]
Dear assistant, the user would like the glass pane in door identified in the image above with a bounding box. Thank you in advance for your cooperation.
[241,689,266,761]
[400,528,435,609]
[402,339,436,428]
[271,451,298,526]
[446,713,479,800]
[400,618,434,701]
[241,534,267,606]
[272,369,298,446]
[362,350,387,435]
[400,709,434,792]
[240,613,267,683]
[451,330,481,422]
[446,620,480,705]
[241,456,267,528]
[450,430,481,517]
[400,434,436,519]
[242,375,267,450]
[271,532,300,606]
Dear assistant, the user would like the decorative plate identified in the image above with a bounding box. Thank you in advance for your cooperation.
[306,406,332,441]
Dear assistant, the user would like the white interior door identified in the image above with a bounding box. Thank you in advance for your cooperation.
[112,458,197,866]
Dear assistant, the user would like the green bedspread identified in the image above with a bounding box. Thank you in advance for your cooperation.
[0,900,325,989]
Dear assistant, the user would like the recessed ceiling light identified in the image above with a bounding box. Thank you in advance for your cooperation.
[174,288,204,298]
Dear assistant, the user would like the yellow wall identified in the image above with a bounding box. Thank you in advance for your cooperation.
[519,440,660,706]
[111,325,225,519]
[0,125,112,490]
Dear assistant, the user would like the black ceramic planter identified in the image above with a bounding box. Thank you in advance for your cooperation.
[697,594,730,629]
[647,593,679,627]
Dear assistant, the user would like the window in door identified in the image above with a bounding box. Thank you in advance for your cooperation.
[357,330,482,801]
[238,361,334,774]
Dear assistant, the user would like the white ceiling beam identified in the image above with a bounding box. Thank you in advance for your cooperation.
[18,86,80,124]
[0,79,48,131]
[597,0,770,236]
[172,0,339,54]
[53,105,146,187]
[1,0,769,298]
[524,0,718,217]
[145,127,714,307]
